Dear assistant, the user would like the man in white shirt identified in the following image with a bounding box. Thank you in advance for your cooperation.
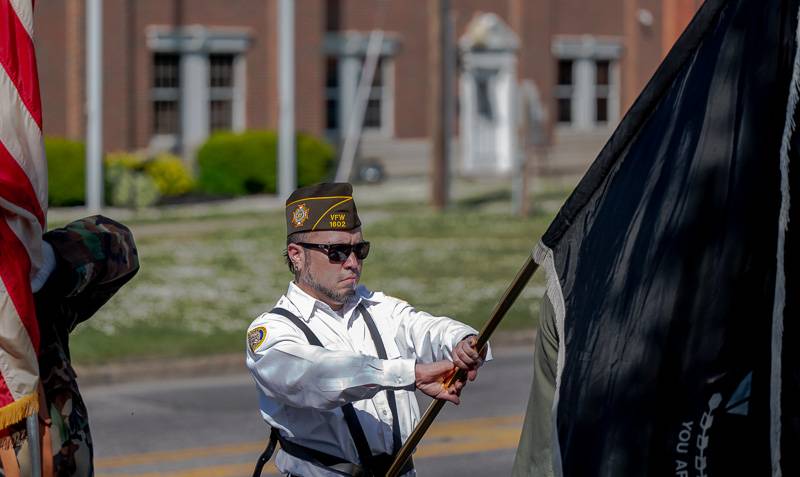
[247,182,486,477]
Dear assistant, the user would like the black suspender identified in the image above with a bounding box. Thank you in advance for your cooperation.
[253,305,410,477]
[269,307,321,345]
[357,303,403,454]
[268,307,375,472]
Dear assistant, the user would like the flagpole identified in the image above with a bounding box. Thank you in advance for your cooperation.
[86,0,103,212]
[277,0,296,200]
[386,255,539,477]
[26,414,41,477]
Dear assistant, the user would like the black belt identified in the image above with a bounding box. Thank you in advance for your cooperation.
[253,424,415,477]
[276,430,414,476]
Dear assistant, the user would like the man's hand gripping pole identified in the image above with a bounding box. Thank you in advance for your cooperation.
[386,255,539,477]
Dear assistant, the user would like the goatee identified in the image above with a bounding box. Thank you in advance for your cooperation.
[299,269,356,305]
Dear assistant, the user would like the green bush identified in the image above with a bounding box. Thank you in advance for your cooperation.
[46,137,85,206]
[196,131,277,196]
[104,152,161,208]
[196,130,335,196]
[145,153,194,197]
[297,133,336,187]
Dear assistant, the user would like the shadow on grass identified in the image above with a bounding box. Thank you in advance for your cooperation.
[453,189,512,210]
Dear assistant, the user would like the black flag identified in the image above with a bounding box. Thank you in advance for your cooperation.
[515,0,798,475]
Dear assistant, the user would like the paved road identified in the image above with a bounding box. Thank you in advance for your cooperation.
[84,344,535,477]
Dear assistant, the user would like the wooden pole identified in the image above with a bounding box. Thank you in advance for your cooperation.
[386,255,540,477]
[430,0,451,210]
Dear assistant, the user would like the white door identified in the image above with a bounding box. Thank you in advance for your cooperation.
[474,68,498,171]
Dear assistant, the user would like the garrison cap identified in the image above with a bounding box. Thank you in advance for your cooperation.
[285,182,361,236]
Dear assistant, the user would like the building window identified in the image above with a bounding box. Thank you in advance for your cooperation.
[553,57,617,128]
[209,53,235,132]
[363,57,385,130]
[152,53,180,135]
[555,59,573,124]
[325,55,393,136]
[551,36,622,129]
[150,52,243,142]
[147,26,251,155]
[325,57,339,131]
[595,60,610,124]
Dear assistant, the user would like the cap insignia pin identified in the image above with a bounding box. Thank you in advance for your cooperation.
[291,203,310,227]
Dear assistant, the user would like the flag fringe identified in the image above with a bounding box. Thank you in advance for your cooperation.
[771,4,800,476]
[533,241,567,477]
[0,391,38,435]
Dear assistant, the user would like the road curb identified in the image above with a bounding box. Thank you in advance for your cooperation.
[75,328,537,387]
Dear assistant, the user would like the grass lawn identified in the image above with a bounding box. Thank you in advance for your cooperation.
[68,180,573,364]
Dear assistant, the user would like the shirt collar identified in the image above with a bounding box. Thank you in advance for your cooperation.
[286,282,377,322]
[285,282,319,321]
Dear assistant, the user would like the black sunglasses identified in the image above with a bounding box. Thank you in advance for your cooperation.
[297,241,371,263]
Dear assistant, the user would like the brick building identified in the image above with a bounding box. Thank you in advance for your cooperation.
[34,0,702,177]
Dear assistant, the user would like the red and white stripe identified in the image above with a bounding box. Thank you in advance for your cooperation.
[0,0,46,418]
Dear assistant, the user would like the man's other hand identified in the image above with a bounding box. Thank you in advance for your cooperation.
[453,335,485,382]
[414,361,464,405]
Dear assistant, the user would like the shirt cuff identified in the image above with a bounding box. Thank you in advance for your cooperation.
[31,241,56,293]
[382,358,415,389]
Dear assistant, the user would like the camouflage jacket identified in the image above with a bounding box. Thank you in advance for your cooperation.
[4,215,139,477]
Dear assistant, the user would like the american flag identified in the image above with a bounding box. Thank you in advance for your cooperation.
[0,0,47,429]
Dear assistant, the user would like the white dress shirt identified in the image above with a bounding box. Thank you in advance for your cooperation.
[246,282,483,477]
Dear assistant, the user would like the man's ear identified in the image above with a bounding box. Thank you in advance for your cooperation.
[287,244,304,270]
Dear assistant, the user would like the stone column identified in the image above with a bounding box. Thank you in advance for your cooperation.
[233,55,247,132]
[609,60,621,125]
[180,52,209,158]
[573,58,596,130]
[337,54,361,141]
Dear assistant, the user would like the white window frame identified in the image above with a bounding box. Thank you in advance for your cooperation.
[208,53,240,132]
[146,26,251,154]
[594,59,612,125]
[552,36,622,131]
[555,59,575,125]
[361,56,394,138]
[151,52,181,138]
[324,57,340,139]
[324,32,399,141]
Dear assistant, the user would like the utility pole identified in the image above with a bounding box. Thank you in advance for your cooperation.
[278,0,296,199]
[430,0,453,210]
[86,0,103,212]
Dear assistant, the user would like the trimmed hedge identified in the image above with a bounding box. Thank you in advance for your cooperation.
[196,130,335,196]
[146,153,195,197]
[297,133,337,187]
[104,152,161,208]
[46,137,85,206]
[104,152,194,208]
[45,130,330,206]
[45,139,196,208]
